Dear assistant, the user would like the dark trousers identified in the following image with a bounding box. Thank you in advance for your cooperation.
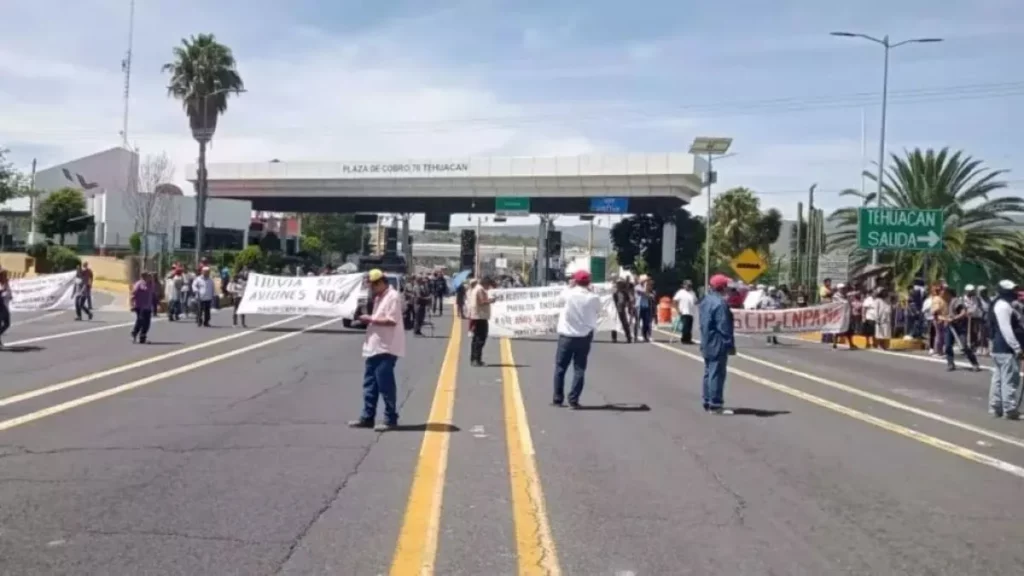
[168,298,182,321]
[636,306,653,341]
[680,314,694,343]
[611,306,633,343]
[471,319,490,363]
[232,298,246,326]
[414,302,428,333]
[0,301,10,340]
[702,354,728,409]
[361,353,398,425]
[132,309,153,341]
[456,299,466,319]
[433,294,444,315]
[196,300,212,326]
[74,294,92,320]
[945,325,979,368]
[553,333,593,404]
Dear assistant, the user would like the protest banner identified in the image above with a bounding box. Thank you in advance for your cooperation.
[9,271,77,312]
[488,283,621,338]
[732,301,849,334]
[236,273,363,317]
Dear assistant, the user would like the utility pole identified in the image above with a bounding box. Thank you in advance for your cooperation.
[120,0,135,148]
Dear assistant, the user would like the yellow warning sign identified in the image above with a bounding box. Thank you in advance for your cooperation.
[729,248,767,284]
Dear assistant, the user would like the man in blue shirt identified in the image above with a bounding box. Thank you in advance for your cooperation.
[699,274,737,415]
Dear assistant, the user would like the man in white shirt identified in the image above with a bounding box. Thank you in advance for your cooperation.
[672,280,697,344]
[468,277,495,367]
[553,270,603,408]
[989,279,1023,419]
[350,269,406,431]
[192,266,216,327]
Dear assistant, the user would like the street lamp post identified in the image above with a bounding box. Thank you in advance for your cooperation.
[689,137,733,292]
[193,87,246,268]
[830,32,943,264]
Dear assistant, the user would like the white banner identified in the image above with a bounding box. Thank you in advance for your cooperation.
[9,271,78,312]
[236,273,364,317]
[488,283,621,338]
[732,302,849,334]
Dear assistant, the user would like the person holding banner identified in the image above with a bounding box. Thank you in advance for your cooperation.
[0,269,11,348]
[469,277,496,367]
[699,274,737,415]
[552,270,602,408]
[349,269,405,431]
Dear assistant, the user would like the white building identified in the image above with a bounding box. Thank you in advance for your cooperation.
[21,147,252,251]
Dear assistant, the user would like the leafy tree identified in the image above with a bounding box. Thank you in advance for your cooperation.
[827,147,1024,287]
[36,187,89,245]
[46,245,81,272]
[129,232,143,254]
[300,213,365,258]
[300,235,323,258]
[0,148,28,204]
[710,187,783,261]
[259,231,281,253]
[611,208,706,286]
[163,34,245,266]
[233,245,264,274]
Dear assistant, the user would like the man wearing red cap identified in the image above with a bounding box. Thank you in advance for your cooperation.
[552,270,603,408]
[698,274,737,415]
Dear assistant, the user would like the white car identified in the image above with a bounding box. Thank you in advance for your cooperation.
[342,274,406,328]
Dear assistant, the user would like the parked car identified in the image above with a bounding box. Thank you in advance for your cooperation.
[342,273,406,328]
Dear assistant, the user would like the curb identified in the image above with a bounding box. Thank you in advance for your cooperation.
[795,331,925,351]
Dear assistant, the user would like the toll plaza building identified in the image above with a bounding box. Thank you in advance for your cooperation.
[190,153,705,269]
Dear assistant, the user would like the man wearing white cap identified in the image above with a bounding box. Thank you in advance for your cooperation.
[988,280,1024,419]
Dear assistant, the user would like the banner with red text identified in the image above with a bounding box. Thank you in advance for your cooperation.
[236,273,363,317]
[732,302,849,334]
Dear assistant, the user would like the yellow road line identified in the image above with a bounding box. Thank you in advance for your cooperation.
[0,317,340,433]
[649,341,1024,480]
[0,315,304,408]
[651,327,1024,452]
[500,338,562,576]
[390,315,461,575]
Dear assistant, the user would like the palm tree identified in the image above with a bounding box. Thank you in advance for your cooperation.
[827,147,1024,288]
[162,33,244,266]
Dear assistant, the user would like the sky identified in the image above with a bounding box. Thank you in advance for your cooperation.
[1,0,1021,229]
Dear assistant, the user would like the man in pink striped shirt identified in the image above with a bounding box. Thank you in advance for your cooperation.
[349,269,406,432]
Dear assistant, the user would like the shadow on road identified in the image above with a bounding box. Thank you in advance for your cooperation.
[392,423,461,432]
[258,327,363,336]
[0,345,44,353]
[141,341,184,346]
[572,403,651,412]
[727,407,791,417]
[487,363,530,368]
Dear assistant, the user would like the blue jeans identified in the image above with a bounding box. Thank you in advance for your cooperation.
[635,306,652,341]
[702,354,728,409]
[553,333,593,404]
[361,353,399,424]
[990,353,1022,417]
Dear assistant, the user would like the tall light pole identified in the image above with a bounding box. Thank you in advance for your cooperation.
[689,137,733,292]
[830,32,943,264]
[193,87,247,268]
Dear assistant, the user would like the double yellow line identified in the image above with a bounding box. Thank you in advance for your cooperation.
[389,322,561,575]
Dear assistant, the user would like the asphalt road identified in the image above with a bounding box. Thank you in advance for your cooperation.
[1,310,1023,575]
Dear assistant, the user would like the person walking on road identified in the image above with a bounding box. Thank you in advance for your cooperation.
[469,276,495,366]
[552,270,602,408]
[943,286,982,372]
[73,265,93,321]
[635,275,654,343]
[349,269,406,432]
[699,274,737,415]
[228,269,248,328]
[413,276,431,336]
[165,268,184,321]
[130,271,157,344]
[432,271,447,316]
[989,280,1023,419]
[192,266,215,327]
[673,280,697,345]
[0,269,12,349]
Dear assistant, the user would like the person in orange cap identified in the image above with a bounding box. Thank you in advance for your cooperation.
[698,274,737,415]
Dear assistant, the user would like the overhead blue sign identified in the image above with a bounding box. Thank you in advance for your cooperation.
[590,197,628,214]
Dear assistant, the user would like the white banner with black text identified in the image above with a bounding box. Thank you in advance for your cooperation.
[235,273,363,317]
[9,271,78,312]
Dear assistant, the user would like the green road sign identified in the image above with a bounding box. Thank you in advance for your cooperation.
[495,196,530,215]
[857,207,944,251]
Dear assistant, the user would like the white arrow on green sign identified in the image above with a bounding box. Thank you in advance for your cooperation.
[857,207,944,251]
